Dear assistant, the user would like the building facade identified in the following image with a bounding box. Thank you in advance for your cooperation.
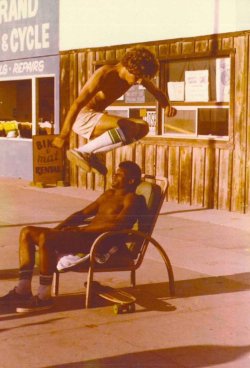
[61,31,250,213]
[0,0,59,179]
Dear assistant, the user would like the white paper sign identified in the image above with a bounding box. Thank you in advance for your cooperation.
[185,70,209,102]
[146,111,156,134]
[167,82,185,101]
[216,58,230,102]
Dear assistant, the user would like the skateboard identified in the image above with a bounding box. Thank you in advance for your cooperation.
[89,281,136,314]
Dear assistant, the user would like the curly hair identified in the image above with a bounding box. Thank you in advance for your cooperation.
[121,46,159,79]
[119,161,141,188]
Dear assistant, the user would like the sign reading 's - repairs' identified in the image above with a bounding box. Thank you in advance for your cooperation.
[33,135,63,185]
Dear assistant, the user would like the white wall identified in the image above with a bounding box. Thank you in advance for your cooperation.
[59,0,250,51]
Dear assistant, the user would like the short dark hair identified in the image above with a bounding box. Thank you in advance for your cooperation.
[121,46,159,79]
[119,161,141,188]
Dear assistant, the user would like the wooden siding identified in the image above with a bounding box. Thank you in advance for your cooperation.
[231,36,248,212]
[247,34,250,213]
[106,141,235,210]
[60,31,250,213]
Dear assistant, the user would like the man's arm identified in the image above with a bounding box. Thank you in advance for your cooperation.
[53,67,105,148]
[54,199,100,230]
[142,79,177,117]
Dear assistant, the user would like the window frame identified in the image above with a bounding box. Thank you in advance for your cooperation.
[0,74,56,140]
[158,50,235,142]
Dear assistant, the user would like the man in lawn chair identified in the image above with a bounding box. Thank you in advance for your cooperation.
[0,161,147,313]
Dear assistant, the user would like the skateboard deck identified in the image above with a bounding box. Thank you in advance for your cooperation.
[90,281,136,314]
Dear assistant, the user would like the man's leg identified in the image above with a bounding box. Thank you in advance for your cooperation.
[68,115,149,174]
[81,114,149,149]
[0,226,46,306]
[18,226,44,294]
[16,229,98,313]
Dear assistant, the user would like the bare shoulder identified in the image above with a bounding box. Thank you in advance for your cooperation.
[97,189,115,201]
[94,64,117,77]
[124,192,144,206]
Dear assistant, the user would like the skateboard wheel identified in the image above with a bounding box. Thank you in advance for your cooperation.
[113,304,135,314]
[128,303,136,313]
[113,304,121,314]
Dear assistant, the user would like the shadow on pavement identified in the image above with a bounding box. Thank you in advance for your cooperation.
[0,221,61,228]
[161,207,210,216]
[0,316,65,332]
[174,272,250,298]
[124,272,250,301]
[0,293,85,321]
[0,267,39,280]
[43,344,250,368]
[0,289,176,321]
[0,272,249,320]
[0,268,19,280]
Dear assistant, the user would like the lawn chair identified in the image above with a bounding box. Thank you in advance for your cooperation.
[53,175,175,308]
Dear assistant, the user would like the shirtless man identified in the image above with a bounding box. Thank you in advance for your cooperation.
[53,46,176,175]
[0,161,146,313]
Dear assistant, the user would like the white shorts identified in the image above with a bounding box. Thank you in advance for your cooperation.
[72,109,105,139]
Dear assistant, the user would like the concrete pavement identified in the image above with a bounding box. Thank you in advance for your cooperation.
[0,177,250,368]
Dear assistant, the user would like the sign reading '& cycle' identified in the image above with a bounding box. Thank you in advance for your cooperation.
[0,0,59,59]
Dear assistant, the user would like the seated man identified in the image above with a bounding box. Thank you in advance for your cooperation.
[0,161,147,313]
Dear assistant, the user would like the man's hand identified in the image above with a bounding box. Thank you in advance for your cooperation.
[165,105,177,118]
[52,136,66,149]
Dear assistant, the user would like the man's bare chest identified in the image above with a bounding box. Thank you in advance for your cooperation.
[98,200,124,216]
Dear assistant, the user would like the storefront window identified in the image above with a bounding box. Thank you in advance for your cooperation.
[37,77,55,135]
[98,56,231,139]
[163,56,230,139]
[197,107,228,136]
[164,107,196,135]
[0,76,55,139]
[0,79,31,138]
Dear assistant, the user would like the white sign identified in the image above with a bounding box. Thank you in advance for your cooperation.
[216,58,230,102]
[185,70,209,102]
[167,82,185,101]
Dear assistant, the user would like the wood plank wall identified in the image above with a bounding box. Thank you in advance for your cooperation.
[60,31,250,213]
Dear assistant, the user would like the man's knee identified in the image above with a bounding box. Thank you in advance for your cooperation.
[20,226,33,242]
[38,231,49,247]
[135,123,149,140]
[38,230,61,251]
[20,225,44,246]
[118,119,149,142]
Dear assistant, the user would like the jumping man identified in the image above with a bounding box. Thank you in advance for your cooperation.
[53,46,177,175]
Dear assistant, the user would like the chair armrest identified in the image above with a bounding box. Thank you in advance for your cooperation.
[89,230,132,263]
[88,229,149,265]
